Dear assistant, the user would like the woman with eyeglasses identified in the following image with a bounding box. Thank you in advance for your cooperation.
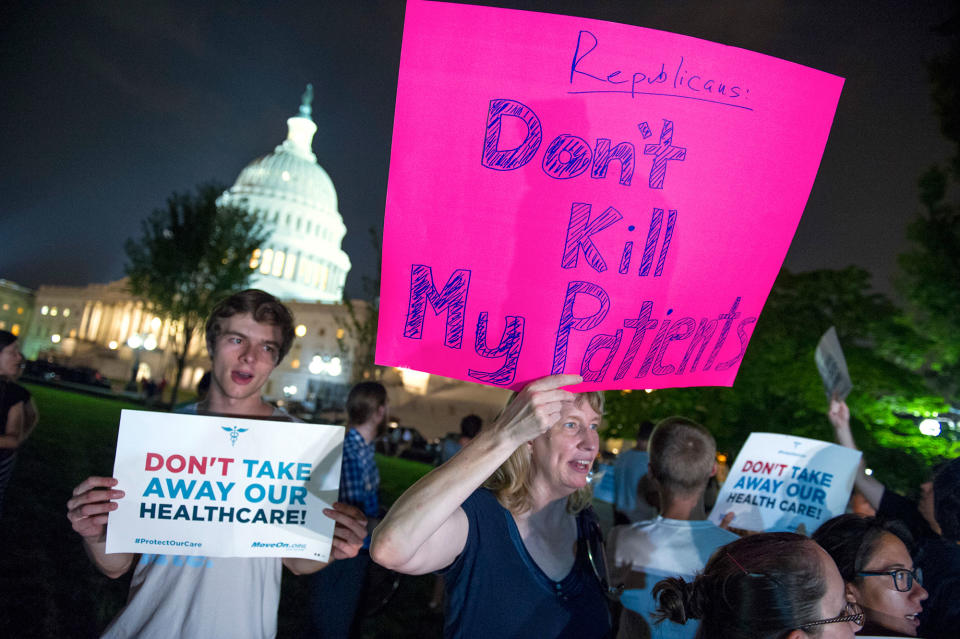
[0,329,38,518]
[813,514,928,636]
[653,532,862,639]
[372,375,612,638]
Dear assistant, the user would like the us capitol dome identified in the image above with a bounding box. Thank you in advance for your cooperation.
[219,84,351,303]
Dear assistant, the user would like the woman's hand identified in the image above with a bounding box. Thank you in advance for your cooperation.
[491,375,582,446]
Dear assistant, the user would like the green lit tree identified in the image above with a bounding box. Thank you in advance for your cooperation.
[125,182,269,407]
[603,267,956,493]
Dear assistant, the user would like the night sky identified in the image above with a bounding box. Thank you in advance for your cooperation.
[1,0,954,299]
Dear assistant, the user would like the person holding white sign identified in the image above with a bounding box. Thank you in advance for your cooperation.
[66,290,368,639]
[371,375,612,638]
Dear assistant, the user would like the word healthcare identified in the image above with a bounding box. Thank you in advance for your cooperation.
[137,452,311,526]
[399,100,758,387]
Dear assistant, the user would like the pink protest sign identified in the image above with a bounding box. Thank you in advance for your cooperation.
[376,0,844,391]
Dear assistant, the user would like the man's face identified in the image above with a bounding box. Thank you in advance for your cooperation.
[208,313,282,404]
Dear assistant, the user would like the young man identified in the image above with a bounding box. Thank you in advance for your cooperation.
[607,417,738,639]
[306,381,388,637]
[66,289,367,639]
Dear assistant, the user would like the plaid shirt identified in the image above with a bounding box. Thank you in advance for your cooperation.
[339,428,380,518]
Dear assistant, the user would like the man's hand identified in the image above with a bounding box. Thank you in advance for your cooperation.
[66,476,124,542]
[325,502,368,561]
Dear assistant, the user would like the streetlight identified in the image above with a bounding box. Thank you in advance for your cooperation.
[125,332,157,391]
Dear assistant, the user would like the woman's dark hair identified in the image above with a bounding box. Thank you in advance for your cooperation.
[933,458,960,543]
[0,330,17,350]
[653,533,827,639]
[812,513,914,583]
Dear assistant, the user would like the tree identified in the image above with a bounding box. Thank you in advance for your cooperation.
[338,226,383,383]
[125,182,269,406]
[603,267,956,493]
[898,15,960,400]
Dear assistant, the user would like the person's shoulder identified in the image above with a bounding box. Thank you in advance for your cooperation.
[1,380,30,400]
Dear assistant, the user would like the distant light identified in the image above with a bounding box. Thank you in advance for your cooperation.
[282,170,291,182]
[108,341,119,350]
[41,306,49,315]
[295,324,307,337]
[63,308,70,317]
[389,420,399,429]
[308,354,342,377]
[283,385,298,396]
[919,419,942,437]
[51,334,61,343]
[610,447,620,455]
[644,388,653,394]
[290,358,300,369]
[151,317,162,330]
[717,453,728,464]
[143,335,158,351]
[127,335,143,349]
[864,468,874,476]
[50,307,58,316]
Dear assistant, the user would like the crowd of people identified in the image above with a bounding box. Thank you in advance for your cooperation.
[0,288,954,638]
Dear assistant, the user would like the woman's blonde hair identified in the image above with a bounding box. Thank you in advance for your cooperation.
[484,391,604,515]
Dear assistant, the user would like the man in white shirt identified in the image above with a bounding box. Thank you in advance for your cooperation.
[607,417,738,639]
[66,289,368,638]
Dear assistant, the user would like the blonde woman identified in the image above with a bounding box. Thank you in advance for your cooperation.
[371,375,611,638]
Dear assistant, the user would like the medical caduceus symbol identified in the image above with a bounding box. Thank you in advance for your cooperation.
[222,426,248,447]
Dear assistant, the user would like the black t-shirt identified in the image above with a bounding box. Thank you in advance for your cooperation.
[0,381,30,434]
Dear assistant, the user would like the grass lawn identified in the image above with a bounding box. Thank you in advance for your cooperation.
[0,385,441,638]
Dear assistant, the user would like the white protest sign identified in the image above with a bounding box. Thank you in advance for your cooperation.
[815,326,852,400]
[106,410,344,561]
[709,432,860,534]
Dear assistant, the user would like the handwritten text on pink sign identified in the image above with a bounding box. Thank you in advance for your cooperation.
[377,0,844,391]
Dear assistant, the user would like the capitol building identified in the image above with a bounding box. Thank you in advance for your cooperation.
[11,86,511,437]
[220,85,351,304]
[19,86,361,409]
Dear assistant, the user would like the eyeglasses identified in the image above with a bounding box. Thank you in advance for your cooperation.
[798,601,864,629]
[857,567,923,592]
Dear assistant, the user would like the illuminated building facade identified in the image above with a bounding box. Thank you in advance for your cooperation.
[219,84,351,303]
[0,279,34,338]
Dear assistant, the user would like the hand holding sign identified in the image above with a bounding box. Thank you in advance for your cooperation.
[324,502,367,561]
[67,476,124,542]
[491,374,582,446]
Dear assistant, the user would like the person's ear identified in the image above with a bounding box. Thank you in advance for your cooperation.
[710,462,718,478]
[784,630,806,639]
[845,581,860,602]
